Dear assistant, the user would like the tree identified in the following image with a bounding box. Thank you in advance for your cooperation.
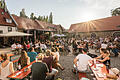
[111,7,120,16]
[33,16,37,20]
[37,16,42,21]
[45,16,48,22]
[30,13,34,19]
[49,12,53,24]
[43,16,46,21]
[20,8,28,18]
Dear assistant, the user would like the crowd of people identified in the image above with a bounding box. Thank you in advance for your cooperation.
[0,36,120,80]
[71,36,120,80]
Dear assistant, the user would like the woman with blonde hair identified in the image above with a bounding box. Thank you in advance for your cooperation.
[0,54,14,80]
[18,50,30,69]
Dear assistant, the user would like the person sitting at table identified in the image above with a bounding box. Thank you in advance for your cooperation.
[40,42,47,52]
[0,54,14,80]
[95,49,110,69]
[16,43,22,54]
[18,50,30,69]
[51,47,65,70]
[31,54,50,80]
[11,42,17,51]
[72,49,92,74]
[106,68,120,80]
[27,47,37,62]
[44,50,58,79]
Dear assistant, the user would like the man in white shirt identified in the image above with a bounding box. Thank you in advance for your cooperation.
[11,43,16,50]
[16,43,22,49]
[72,49,92,73]
[101,42,108,49]
[40,42,47,52]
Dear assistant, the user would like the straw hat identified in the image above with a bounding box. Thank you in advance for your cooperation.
[111,68,120,75]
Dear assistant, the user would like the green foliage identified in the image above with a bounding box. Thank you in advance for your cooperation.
[49,12,53,24]
[43,16,46,21]
[33,16,37,20]
[20,8,29,18]
[111,7,120,16]
[38,16,42,21]
[19,9,53,23]
[30,13,34,19]
[45,16,48,22]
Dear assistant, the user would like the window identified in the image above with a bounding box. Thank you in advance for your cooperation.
[15,27,18,31]
[8,27,12,32]
[6,19,12,23]
[0,30,3,34]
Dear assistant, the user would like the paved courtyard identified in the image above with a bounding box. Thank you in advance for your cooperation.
[56,49,120,80]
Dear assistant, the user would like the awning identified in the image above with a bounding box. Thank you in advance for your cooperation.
[52,34,66,37]
[0,31,32,37]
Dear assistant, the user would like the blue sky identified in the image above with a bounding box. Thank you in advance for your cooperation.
[6,0,120,29]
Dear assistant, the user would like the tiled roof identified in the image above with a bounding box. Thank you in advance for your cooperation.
[69,16,120,33]
[12,15,63,32]
[0,8,16,27]
[35,20,57,31]
[12,15,42,30]
[56,24,65,31]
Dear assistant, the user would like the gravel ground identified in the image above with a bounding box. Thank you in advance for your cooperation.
[55,49,120,80]
[55,54,78,80]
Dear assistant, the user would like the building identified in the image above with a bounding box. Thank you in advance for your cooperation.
[0,1,17,47]
[12,15,65,41]
[0,3,17,34]
[12,14,43,42]
[69,16,120,38]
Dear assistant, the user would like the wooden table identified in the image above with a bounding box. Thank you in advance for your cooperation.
[7,61,36,80]
[89,62,108,80]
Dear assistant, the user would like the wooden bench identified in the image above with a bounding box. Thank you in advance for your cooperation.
[78,72,87,80]
[8,60,36,80]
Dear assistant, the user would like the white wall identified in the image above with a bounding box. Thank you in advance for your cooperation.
[0,26,17,34]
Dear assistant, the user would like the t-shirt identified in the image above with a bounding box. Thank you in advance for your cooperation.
[42,56,53,72]
[27,52,37,62]
[101,43,108,49]
[11,44,16,50]
[0,62,12,80]
[31,62,49,80]
[76,54,92,71]
[26,44,30,49]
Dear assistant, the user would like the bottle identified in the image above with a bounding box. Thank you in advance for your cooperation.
[18,65,21,70]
